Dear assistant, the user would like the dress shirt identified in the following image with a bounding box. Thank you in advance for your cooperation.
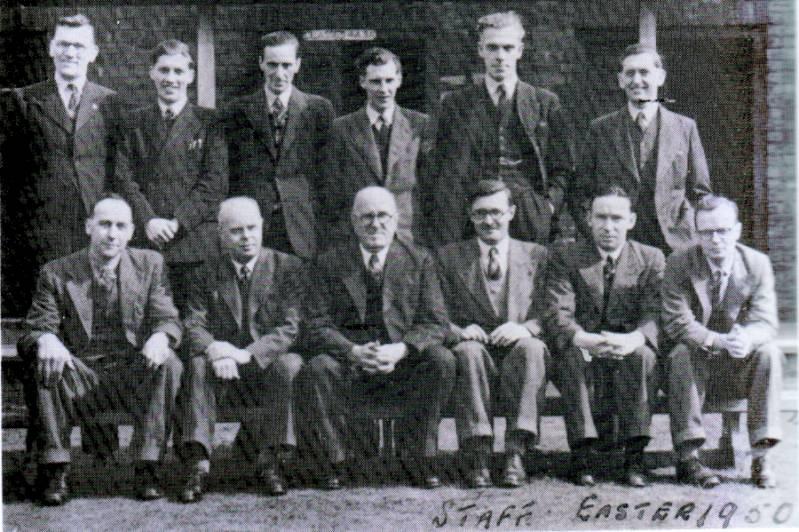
[597,243,625,266]
[232,255,259,280]
[484,74,518,106]
[478,237,510,279]
[359,244,389,273]
[265,86,292,114]
[627,101,659,129]
[55,74,87,114]
[702,254,735,349]
[158,98,188,120]
[366,103,395,128]
[88,252,121,283]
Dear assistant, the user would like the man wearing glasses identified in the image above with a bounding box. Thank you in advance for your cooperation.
[299,186,455,490]
[436,180,549,488]
[663,195,782,489]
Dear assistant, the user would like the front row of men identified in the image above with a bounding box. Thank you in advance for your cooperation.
[20,183,782,505]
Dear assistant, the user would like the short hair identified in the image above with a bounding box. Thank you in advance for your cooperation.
[218,197,262,225]
[354,47,402,79]
[694,194,739,224]
[619,43,664,71]
[91,193,130,216]
[592,184,630,202]
[260,31,300,55]
[150,39,194,69]
[352,186,397,213]
[468,179,514,207]
[53,14,95,42]
[477,11,526,39]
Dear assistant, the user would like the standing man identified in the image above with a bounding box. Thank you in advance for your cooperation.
[428,11,574,247]
[18,196,183,505]
[323,47,432,246]
[179,198,304,501]
[224,31,334,260]
[664,195,782,489]
[4,14,125,309]
[299,187,455,490]
[436,180,549,489]
[115,40,228,311]
[577,44,712,253]
[544,186,664,487]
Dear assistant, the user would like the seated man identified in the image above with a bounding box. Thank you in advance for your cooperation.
[436,179,549,489]
[179,197,304,501]
[299,186,456,489]
[664,195,782,489]
[543,185,664,487]
[18,195,183,505]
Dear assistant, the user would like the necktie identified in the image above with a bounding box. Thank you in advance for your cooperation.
[636,111,647,131]
[496,84,506,106]
[486,247,501,281]
[98,265,116,292]
[710,269,724,308]
[368,253,382,282]
[67,83,80,117]
[271,97,286,146]
[601,256,616,322]
[163,108,175,121]
[239,264,251,335]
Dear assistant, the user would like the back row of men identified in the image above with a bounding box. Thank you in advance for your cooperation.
[6,11,711,314]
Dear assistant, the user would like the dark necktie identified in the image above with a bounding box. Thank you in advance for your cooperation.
[710,269,724,308]
[602,256,616,321]
[368,253,382,283]
[67,83,80,118]
[159,108,176,140]
[271,98,286,146]
[496,84,506,106]
[636,111,647,131]
[486,247,502,281]
[239,264,251,334]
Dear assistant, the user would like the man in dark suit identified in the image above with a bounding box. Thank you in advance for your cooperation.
[323,47,432,246]
[299,187,456,489]
[663,195,782,489]
[576,44,712,254]
[427,11,574,247]
[3,14,125,310]
[115,40,228,311]
[223,31,334,260]
[18,196,183,505]
[436,180,548,488]
[179,197,304,501]
[544,186,664,487]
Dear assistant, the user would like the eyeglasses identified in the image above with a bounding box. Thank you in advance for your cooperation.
[470,208,509,221]
[697,227,735,238]
[357,211,394,225]
[53,41,88,53]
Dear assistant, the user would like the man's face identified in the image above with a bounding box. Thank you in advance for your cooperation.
[149,53,195,104]
[85,199,134,259]
[589,195,636,252]
[259,43,301,95]
[351,193,398,252]
[618,52,666,105]
[478,26,524,82]
[219,206,263,263]
[696,205,741,264]
[470,191,515,245]
[360,61,402,113]
[49,25,98,80]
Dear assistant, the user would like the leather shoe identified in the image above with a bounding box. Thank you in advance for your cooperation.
[466,451,492,488]
[751,456,776,489]
[676,458,721,489]
[570,452,595,487]
[134,463,163,501]
[261,466,286,496]
[322,475,342,490]
[501,452,527,488]
[623,467,649,488]
[39,464,68,506]
[179,463,207,504]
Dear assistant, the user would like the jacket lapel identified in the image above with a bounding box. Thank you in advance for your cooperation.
[613,109,640,181]
[35,81,73,133]
[244,91,278,160]
[74,81,103,132]
[516,82,544,162]
[577,242,605,313]
[606,243,640,311]
[247,249,275,334]
[352,108,383,180]
[342,243,368,323]
[279,89,306,156]
[385,107,411,185]
[724,247,754,321]
[690,249,712,325]
[163,103,202,156]
[656,107,678,183]
[118,250,141,337]
[65,250,94,338]
[220,258,243,329]
[507,239,534,322]
[455,239,496,319]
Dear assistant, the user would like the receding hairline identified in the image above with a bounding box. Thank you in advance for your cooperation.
[92,198,132,218]
[352,187,398,213]
[217,197,262,225]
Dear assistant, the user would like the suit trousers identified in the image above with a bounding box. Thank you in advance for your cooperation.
[27,349,183,464]
[452,337,549,453]
[668,342,783,448]
[298,345,456,464]
[558,344,656,448]
[181,353,304,458]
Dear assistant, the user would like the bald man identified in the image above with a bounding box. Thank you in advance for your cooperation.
[179,197,304,501]
[299,186,455,490]
[18,196,183,505]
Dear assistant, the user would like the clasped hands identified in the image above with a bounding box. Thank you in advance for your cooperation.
[349,341,407,375]
[146,218,179,247]
[207,341,253,380]
[458,322,531,347]
[712,324,752,359]
[573,330,645,360]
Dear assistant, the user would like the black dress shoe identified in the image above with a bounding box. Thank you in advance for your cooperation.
[261,466,287,496]
[570,452,596,487]
[466,451,492,488]
[676,458,721,489]
[179,464,207,504]
[40,464,68,506]
[501,452,527,488]
[623,452,649,488]
[751,456,777,489]
[135,463,164,501]
[321,475,342,490]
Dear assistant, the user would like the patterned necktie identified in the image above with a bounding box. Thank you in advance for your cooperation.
[368,253,382,282]
[163,108,175,121]
[271,97,286,146]
[67,83,80,117]
[496,84,506,106]
[239,264,251,334]
[710,269,724,308]
[636,111,647,131]
[98,266,116,292]
[601,256,616,321]
[486,247,502,281]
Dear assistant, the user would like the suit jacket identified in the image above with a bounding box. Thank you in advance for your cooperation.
[18,248,182,361]
[428,80,574,246]
[184,248,303,369]
[436,238,547,344]
[323,105,432,245]
[114,103,228,264]
[544,239,665,353]
[662,243,778,353]
[223,88,334,259]
[305,238,448,361]
[578,106,712,251]
[4,80,125,262]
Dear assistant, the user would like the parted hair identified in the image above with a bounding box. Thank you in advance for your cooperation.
[354,47,402,78]
[695,194,739,222]
[477,11,525,39]
[592,184,630,202]
[619,43,664,71]
[260,31,300,54]
[53,14,95,41]
[468,179,515,207]
[150,39,194,68]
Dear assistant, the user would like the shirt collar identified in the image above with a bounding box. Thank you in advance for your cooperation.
[265,86,292,111]
[477,237,510,261]
[158,98,188,119]
[366,103,395,127]
[88,251,122,279]
[55,73,87,95]
[231,254,259,279]
[706,255,734,278]
[628,101,659,124]
[597,242,625,264]
[484,74,517,105]
[360,244,390,271]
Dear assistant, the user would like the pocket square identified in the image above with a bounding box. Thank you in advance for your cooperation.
[189,139,203,150]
